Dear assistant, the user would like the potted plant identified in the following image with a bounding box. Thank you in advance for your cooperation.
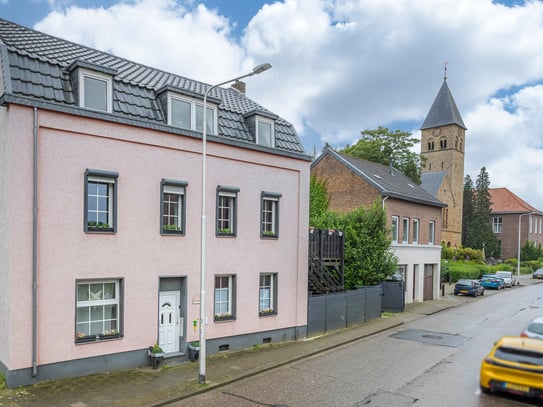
[98,329,119,339]
[188,341,199,362]
[147,343,164,369]
[75,332,96,343]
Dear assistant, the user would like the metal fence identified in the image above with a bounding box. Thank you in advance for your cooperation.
[307,285,382,337]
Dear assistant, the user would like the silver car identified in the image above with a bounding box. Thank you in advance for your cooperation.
[521,317,543,339]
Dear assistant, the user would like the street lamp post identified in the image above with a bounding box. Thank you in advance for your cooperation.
[517,212,534,286]
[199,63,271,384]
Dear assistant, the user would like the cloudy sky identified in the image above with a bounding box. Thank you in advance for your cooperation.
[2,0,543,211]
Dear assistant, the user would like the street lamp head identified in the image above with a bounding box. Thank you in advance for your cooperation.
[253,63,272,75]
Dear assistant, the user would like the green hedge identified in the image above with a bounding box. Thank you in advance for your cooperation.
[441,260,514,282]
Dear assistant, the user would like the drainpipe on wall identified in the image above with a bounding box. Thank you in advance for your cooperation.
[32,107,38,377]
[382,195,389,210]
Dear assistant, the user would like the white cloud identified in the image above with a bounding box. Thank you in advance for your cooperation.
[33,0,543,209]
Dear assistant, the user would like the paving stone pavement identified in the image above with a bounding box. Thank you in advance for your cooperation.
[0,274,538,407]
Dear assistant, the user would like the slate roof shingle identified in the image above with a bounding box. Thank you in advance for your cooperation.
[0,18,306,157]
[421,79,466,130]
[313,149,446,208]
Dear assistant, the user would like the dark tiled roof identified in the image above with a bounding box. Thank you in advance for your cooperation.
[489,187,541,214]
[421,171,446,197]
[0,19,307,157]
[312,149,446,208]
[421,79,466,130]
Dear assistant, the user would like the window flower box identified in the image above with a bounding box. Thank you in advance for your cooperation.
[99,329,120,339]
[259,308,275,316]
[214,312,234,321]
[75,333,97,343]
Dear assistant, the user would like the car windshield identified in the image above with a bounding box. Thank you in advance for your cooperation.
[456,280,472,286]
[495,346,543,366]
[495,272,510,278]
[528,322,543,335]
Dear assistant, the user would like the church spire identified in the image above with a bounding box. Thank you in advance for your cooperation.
[421,72,466,130]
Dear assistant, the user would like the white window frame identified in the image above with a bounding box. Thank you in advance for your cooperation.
[256,117,274,147]
[259,273,277,315]
[78,68,112,113]
[402,217,409,243]
[168,94,216,134]
[412,219,419,244]
[493,216,503,234]
[429,221,435,245]
[391,216,399,243]
[214,275,235,320]
[529,215,533,234]
[75,280,120,341]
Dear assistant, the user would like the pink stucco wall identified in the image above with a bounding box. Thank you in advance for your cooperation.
[4,105,309,369]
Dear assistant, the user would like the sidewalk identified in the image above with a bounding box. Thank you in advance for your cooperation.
[0,275,535,407]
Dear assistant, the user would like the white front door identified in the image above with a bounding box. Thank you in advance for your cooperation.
[159,291,180,353]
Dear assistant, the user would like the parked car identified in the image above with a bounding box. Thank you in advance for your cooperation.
[533,269,543,279]
[480,274,505,290]
[495,271,514,287]
[453,279,485,297]
[480,336,543,399]
[521,317,543,340]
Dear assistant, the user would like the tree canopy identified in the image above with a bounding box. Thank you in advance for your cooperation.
[341,126,424,184]
[462,167,501,258]
[310,179,398,288]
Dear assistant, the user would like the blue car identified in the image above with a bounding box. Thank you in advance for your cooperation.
[454,279,485,296]
[480,274,505,290]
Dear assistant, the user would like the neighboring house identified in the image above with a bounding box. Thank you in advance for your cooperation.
[0,19,311,387]
[420,76,466,249]
[489,188,543,260]
[311,148,446,304]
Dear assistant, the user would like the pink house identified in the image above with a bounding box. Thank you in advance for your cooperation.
[0,19,310,387]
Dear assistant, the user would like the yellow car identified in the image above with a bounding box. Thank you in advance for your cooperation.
[480,336,543,399]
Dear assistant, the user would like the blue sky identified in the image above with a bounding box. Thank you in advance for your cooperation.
[2,0,543,211]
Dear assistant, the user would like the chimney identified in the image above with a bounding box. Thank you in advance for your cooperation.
[231,80,246,94]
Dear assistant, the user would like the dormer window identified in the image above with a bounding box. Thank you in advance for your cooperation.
[79,69,112,113]
[256,117,274,147]
[168,95,216,134]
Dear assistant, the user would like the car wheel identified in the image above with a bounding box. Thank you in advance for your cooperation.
[480,385,490,394]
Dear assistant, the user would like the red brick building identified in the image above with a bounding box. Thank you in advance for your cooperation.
[311,149,446,302]
[489,188,543,260]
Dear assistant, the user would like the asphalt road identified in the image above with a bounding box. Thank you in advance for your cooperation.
[171,282,543,407]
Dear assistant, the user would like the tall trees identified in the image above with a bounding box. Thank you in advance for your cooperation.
[341,126,424,184]
[462,167,501,258]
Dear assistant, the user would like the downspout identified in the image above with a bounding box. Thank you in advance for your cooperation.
[382,195,389,210]
[32,107,38,377]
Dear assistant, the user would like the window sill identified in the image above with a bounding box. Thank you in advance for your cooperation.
[261,234,278,239]
[87,227,115,233]
[75,333,122,344]
[259,312,277,317]
[161,230,184,236]
[214,316,235,322]
[217,234,236,238]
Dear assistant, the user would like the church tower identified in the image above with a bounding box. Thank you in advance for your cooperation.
[420,73,466,248]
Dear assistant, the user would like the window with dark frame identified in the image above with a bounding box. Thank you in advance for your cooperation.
[85,169,118,232]
[261,192,281,238]
[259,273,277,315]
[214,275,236,320]
[75,279,121,342]
[216,186,239,236]
[161,179,187,234]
